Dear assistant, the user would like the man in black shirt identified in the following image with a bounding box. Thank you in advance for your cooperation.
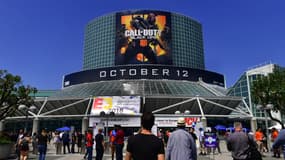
[125,112,165,160]
[189,127,198,141]
[37,129,48,160]
[95,128,104,160]
[62,131,71,154]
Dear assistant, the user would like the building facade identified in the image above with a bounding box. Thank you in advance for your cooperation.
[227,63,284,128]
[4,10,250,133]
[83,11,205,70]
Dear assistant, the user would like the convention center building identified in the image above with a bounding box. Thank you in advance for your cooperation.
[3,10,254,134]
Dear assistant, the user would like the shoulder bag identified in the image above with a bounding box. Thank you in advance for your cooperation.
[246,134,262,160]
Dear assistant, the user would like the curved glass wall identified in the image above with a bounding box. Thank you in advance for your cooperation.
[83,10,205,70]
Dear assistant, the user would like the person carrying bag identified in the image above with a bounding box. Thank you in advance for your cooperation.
[246,134,262,160]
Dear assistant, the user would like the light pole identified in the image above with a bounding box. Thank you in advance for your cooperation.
[18,104,37,133]
[100,111,115,139]
[175,110,191,126]
[256,103,273,152]
[175,110,191,116]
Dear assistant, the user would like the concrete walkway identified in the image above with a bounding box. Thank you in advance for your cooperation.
[9,140,282,160]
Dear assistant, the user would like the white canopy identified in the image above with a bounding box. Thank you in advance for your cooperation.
[268,124,283,130]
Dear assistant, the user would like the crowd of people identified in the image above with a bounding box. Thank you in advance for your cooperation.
[14,128,49,160]
[7,128,90,160]
[226,122,285,160]
[5,114,285,160]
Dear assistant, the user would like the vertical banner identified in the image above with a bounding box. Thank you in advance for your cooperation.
[115,10,172,65]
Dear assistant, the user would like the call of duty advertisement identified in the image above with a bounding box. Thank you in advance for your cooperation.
[115,10,172,65]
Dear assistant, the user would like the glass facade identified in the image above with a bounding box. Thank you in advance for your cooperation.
[51,80,219,99]
[227,64,285,123]
[227,74,264,117]
[171,13,205,69]
[83,11,205,70]
[83,14,116,70]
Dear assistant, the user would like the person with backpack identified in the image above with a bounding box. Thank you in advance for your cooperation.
[37,129,48,160]
[226,122,260,160]
[109,128,117,160]
[18,133,31,160]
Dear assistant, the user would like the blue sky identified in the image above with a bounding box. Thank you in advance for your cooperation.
[0,0,284,89]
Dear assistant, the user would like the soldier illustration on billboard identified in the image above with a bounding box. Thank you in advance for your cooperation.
[116,11,171,65]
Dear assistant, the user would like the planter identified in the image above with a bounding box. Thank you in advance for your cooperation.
[0,143,12,159]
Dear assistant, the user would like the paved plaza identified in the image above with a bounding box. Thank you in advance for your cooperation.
[8,140,282,160]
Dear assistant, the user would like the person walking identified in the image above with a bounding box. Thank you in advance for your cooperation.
[109,128,117,160]
[198,128,206,155]
[226,122,253,160]
[95,128,105,160]
[166,117,197,160]
[115,125,124,160]
[77,131,83,153]
[62,131,71,154]
[212,128,221,154]
[255,128,264,156]
[272,129,285,159]
[32,132,38,154]
[125,112,165,160]
[271,128,280,158]
[82,131,88,158]
[37,129,48,160]
[18,133,31,160]
[85,129,93,160]
[189,127,198,142]
[71,131,76,153]
[16,129,24,159]
[53,131,62,155]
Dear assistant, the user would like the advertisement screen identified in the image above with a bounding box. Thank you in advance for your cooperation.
[90,96,141,115]
[115,10,172,65]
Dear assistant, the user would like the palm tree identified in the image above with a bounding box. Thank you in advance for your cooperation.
[251,68,285,129]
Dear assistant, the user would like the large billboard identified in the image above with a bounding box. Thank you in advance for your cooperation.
[90,96,141,115]
[115,10,172,65]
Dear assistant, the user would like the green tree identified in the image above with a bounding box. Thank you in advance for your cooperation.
[0,70,37,121]
[251,68,285,129]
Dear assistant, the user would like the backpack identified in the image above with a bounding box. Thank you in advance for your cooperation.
[20,138,29,151]
[110,130,116,143]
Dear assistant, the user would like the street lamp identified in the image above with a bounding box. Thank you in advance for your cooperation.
[175,110,190,116]
[256,103,273,152]
[18,104,37,133]
[100,111,115,139]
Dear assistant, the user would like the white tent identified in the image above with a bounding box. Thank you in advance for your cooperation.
[268,124,283,130]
